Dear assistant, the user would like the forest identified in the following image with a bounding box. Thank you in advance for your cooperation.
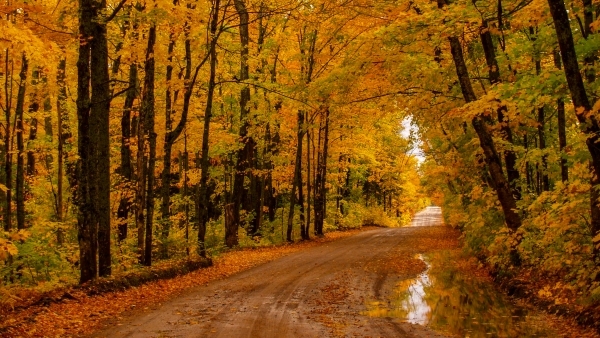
[0,0,427,292]
[0,0,600,324]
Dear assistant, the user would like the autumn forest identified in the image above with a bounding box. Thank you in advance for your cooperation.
[1,0,600,335]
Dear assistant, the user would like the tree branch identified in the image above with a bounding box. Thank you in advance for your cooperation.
[105,0,129,23]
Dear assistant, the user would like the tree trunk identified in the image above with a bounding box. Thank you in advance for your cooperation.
[15,53,27,230]
[448,36,522,232]
[287,110,305,242]
[142,25,157,267]
[135,56,148,265]
[548,0,600,263]
[90,4,112,277]
[557,99,568,182]
[553,50,568,183]
[305,113,311,240]
[224,203,236,247]
[4,50,12,232]
[183,135,190,256]
[198,0,220,256]
[117,63,137,241]
[160,34,177,243]
[230,0,253,247]
[76,0,97,283]
[537,106,549,191]
[267,116,281,222]
[56,59,66,245]
[480,20,520,200]
[314,107,330,236]
[26,118,37,176]
[26,68,39,177]
[531,28,549,192]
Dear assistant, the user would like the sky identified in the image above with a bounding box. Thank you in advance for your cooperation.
[401,116,425,163]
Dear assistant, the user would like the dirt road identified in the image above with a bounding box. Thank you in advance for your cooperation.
[96,207,453,338]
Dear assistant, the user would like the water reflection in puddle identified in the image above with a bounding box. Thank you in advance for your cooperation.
[364,253,556,337]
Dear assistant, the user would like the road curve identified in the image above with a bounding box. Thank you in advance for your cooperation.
[95,207,450,338]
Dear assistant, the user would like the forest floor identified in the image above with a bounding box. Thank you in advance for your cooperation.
[92,207,600,338]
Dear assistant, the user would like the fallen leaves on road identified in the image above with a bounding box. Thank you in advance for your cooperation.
[0,229,365,338]
[365,226,460,279]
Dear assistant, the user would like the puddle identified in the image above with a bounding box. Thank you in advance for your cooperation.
[364,253,556,337]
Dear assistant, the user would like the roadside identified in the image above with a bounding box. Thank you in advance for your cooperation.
[5,207,599,337]
[93,207,600,338]
[0,229,365,337]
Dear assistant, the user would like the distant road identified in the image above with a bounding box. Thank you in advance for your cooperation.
[409,206,443,227]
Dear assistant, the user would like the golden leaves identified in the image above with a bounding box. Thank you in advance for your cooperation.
[0,230,29,261]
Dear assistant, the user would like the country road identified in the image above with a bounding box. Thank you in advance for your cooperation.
[94,207,453,338]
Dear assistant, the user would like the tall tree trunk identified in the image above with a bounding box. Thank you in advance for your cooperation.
[230,0,253,247]
[26,118,37,176]
[76,0,97,283]
[4,50,12,232]
[298,139,306,240]
[548,0,600,263]
[305,113,311,240]
[537,106,549,191]
[90,3,112,277]
[117,63,137,241]
[481,20,520,200]
[15,54,27,230]
[160,34,177,243]
[267,107,281,222]
[558,99,568,182]
[183,135,190,256]
[287,110,305,242]
[135,44,149,265]
[531,27,549,191]
[26,68,39,177]
[448,36,522,232]
[198,0,221,256]
[56,59,66,245]
[553,49,568,183]
[314,107,330,236]
[161,16,197,247]
[142,25,157,267]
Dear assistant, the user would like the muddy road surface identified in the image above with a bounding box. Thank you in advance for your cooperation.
[95,207,455,338]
